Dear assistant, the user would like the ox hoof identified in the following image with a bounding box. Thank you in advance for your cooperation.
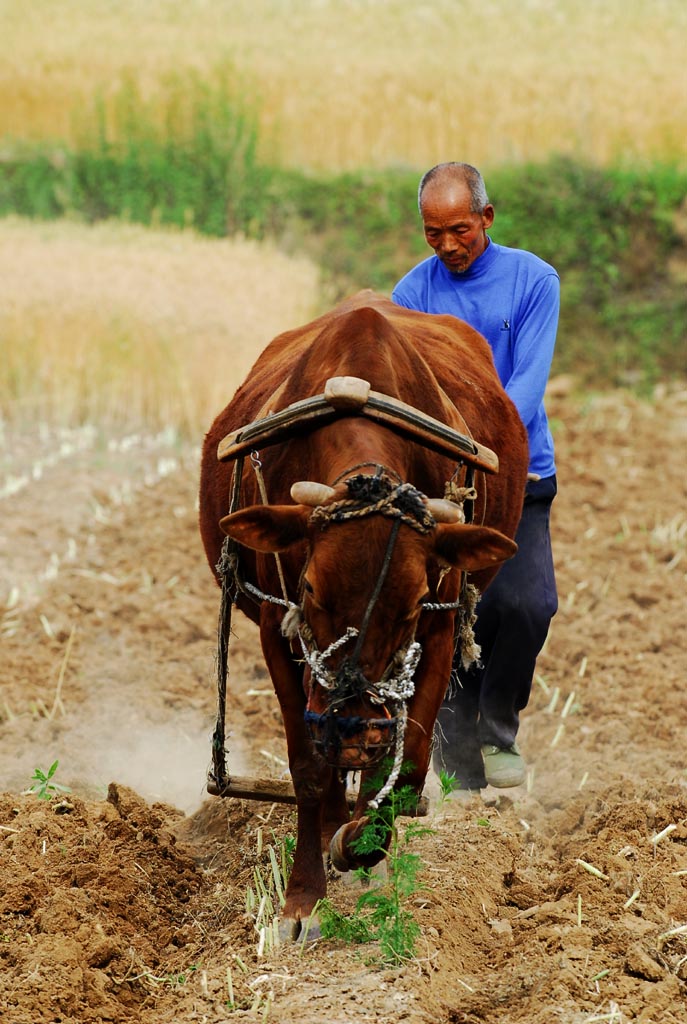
[278,913,321,944]
[329,824,351,873]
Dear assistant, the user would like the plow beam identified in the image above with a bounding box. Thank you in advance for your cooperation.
[207,774,429,816]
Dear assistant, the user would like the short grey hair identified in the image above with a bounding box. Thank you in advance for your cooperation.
[417,162,490,214]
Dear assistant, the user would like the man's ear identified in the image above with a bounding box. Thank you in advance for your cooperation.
[481,203,495,230]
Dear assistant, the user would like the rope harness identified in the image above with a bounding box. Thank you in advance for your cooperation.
[209,457,482,810]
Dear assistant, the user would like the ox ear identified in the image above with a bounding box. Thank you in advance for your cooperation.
[433,523,517,572]
[219,505,310,553]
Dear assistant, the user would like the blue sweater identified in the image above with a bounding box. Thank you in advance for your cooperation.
[392,239,559,478]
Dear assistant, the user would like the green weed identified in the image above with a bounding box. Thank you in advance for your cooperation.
[25,760,71,801]
[437,769,462,801]
[320,782,432,966]
[141,965,197,989]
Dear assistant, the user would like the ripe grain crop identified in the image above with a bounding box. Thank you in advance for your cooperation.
[1,0,685,171]
[0,218,321,436]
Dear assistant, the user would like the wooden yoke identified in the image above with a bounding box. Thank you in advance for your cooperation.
[218,375,499,473]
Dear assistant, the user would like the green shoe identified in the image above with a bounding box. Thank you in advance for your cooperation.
[481,743,526,788]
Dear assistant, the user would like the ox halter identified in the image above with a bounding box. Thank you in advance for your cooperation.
[278,467,466,807]
[293,470,429,806]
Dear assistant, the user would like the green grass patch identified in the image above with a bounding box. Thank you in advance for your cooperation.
[1,69,266,235]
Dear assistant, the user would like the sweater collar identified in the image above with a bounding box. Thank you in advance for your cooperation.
[436,237,497,280]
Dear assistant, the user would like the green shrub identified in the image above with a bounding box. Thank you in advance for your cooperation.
[1,68,265,235]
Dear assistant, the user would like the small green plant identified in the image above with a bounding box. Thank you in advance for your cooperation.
[139,964,198,989]
[320,778,432,965]
[438,769,461,801]
[25,760,71,801]
[168,964,198,986]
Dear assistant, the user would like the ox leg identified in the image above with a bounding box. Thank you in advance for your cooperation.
[283,762,349,938]
[281,754,329,940]
[402,621,460,791]
[260,614,329,940]
[320,768,350,849]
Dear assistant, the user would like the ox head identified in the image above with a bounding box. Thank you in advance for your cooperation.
[220,474,516,769]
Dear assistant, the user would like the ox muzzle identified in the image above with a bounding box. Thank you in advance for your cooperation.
[304,656,404,770]
[304,707,397,770]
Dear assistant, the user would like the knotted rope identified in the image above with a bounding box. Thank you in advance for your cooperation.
[310,472,436,535]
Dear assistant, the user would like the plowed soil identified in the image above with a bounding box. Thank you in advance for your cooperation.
[1,384,686,1024]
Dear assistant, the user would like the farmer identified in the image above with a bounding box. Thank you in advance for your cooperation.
[392,161,559,792]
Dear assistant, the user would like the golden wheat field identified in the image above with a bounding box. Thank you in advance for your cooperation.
[2,0,686,171]
[0,218,321,435]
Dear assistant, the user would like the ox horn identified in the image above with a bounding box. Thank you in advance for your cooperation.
[290,481,336,506]
[425,498,464,523]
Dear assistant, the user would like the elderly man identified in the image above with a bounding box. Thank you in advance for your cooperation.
[392,161,559,792]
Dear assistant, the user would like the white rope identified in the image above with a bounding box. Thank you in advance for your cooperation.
[366,641,422,809]
[423,598,462,611]
[243,578,292,608]
[372,641,422,705]
[292,628,422,809]
[298,626,359,690]
[368,706,408,810]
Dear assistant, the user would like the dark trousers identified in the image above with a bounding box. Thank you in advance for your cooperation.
[433,475,558,788]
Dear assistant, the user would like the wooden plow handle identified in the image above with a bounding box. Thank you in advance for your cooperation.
[217,375,499,474]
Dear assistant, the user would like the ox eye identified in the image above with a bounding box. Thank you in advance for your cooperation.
[303,578,327,613]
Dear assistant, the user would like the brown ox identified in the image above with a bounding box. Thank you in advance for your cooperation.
[199,290,528,939]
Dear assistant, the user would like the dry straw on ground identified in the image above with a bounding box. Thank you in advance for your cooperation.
[2,0,685,170]
[0,217,321,436]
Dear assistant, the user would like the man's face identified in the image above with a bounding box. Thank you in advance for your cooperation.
[421,182,494,274]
